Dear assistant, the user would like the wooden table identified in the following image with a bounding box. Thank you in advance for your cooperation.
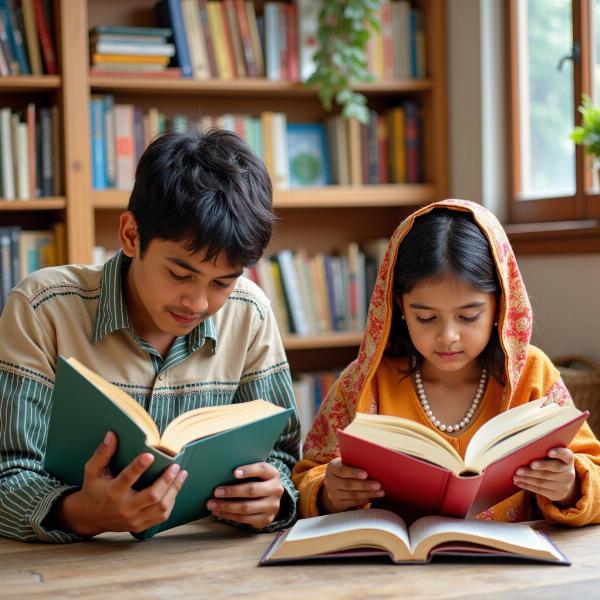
[1,519,599,599]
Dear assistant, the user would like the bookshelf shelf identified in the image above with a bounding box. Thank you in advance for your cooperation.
[0,198,66,210]
[0,76,61,92]
[88,77,433,98]
[283,332,362,350]
[93,184,436,210]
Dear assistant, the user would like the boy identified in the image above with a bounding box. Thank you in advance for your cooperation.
[0,130,300,542]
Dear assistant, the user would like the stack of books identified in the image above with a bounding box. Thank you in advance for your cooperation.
[89,25,179,78]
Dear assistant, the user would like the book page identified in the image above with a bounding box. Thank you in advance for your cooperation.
[466,404,583,472]
[409,516,563,562]
[465,398,561,465]
[160,399,283,454]
[286,508,411,551]
[346,414,465,473]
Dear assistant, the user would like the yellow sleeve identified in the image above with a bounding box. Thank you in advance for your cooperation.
[537,421,600,526]
[292,367,357,518]
[522,347,600,525]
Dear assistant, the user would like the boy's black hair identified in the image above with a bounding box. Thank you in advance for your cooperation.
[128,129,274,267]
[386,208,505,385]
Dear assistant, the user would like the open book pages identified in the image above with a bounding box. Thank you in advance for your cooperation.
[344,398,583,476]
[268,508,411,562]
[265,508,565,564]
[66,357,284,455]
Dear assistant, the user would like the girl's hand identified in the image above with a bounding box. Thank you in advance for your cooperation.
[319,458,384,514]
[513,447,578,505]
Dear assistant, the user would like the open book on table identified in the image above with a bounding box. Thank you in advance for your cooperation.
[338,398,588,519]
[45,356,292,539]
[260,508,569,565]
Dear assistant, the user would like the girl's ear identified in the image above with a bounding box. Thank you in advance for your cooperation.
[394,293,405,319]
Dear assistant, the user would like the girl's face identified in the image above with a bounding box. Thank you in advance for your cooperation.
[400,276,497,378]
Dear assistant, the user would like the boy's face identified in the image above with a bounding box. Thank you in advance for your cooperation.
[120,213,243,343]
[400,276,497,379]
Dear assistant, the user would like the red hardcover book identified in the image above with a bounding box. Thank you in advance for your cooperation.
[278,3,289,80]
[32,0,56,74]
[286,3,298,82]
[338,399,588,521]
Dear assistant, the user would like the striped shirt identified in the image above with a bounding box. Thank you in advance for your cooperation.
[0,250,300,542]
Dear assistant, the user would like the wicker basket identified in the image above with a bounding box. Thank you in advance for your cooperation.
[554,355,600,436]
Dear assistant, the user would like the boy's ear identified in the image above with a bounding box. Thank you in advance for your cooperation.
[119,211,140,258]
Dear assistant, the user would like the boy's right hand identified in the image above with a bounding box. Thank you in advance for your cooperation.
[319,458,384,514]
[51,431,188,536]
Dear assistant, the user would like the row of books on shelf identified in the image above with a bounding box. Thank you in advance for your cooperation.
[245,240,388,337]
[293,369,342,442]
[90,0,425,82]
[0,0,57,76]
[90,95,424,190]
[92,239,388,338]
[0,223,64,311]
[0,104,60,201]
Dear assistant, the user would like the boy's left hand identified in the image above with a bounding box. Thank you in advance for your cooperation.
[513,447,578,505]
[207,462,284,529]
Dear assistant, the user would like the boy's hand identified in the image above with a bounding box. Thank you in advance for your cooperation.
[513,447,578,505]
[51,431,188,536]
[207,462,284,529]
[319,457,384,514]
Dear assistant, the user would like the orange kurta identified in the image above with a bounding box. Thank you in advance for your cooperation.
[292,199,600,526]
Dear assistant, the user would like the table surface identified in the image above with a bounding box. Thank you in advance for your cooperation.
[1,518,599,599]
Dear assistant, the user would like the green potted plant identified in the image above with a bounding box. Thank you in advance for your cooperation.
[571,94,600,164]
[307,0,382,124]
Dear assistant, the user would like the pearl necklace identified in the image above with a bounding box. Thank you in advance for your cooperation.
[414,367,488,433]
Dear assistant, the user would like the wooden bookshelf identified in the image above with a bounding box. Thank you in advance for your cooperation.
[1,0,448,362]
[283,332,363,350]
[0,198,66,210]
[89,77,433,97]
[93,184,438,210]
[0,76,61,92]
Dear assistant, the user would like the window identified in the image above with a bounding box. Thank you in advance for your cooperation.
[508,0,600,224]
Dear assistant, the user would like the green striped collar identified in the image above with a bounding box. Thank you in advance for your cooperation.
[92,250,218,355]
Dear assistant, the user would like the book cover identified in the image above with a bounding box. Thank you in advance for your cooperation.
[197,0,218,78]
[234,0,255,77]
[223,0,246,77]
[1,108,16,200]
[0,0,30,74]
[263,2,280,80]
[44,356,293,540]
[32,0,56,74]
[244,0,264,77]
[155,0,193,78]
[338,409,588,520]
[180,0,211,79]
[21,0,42,75]
[206,0,234,79]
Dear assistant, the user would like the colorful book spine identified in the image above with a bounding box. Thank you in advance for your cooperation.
[155,0,193,78]
[90,97,107,190]
[264,2,280,80]
[32,0,57,74]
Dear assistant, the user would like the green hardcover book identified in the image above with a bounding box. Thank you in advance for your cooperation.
[45,356,293,540]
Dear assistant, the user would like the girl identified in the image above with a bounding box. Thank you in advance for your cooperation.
[292,199,600,525]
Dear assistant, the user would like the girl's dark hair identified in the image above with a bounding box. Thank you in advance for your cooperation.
[128,129,274,267]
[387,208,505,385]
